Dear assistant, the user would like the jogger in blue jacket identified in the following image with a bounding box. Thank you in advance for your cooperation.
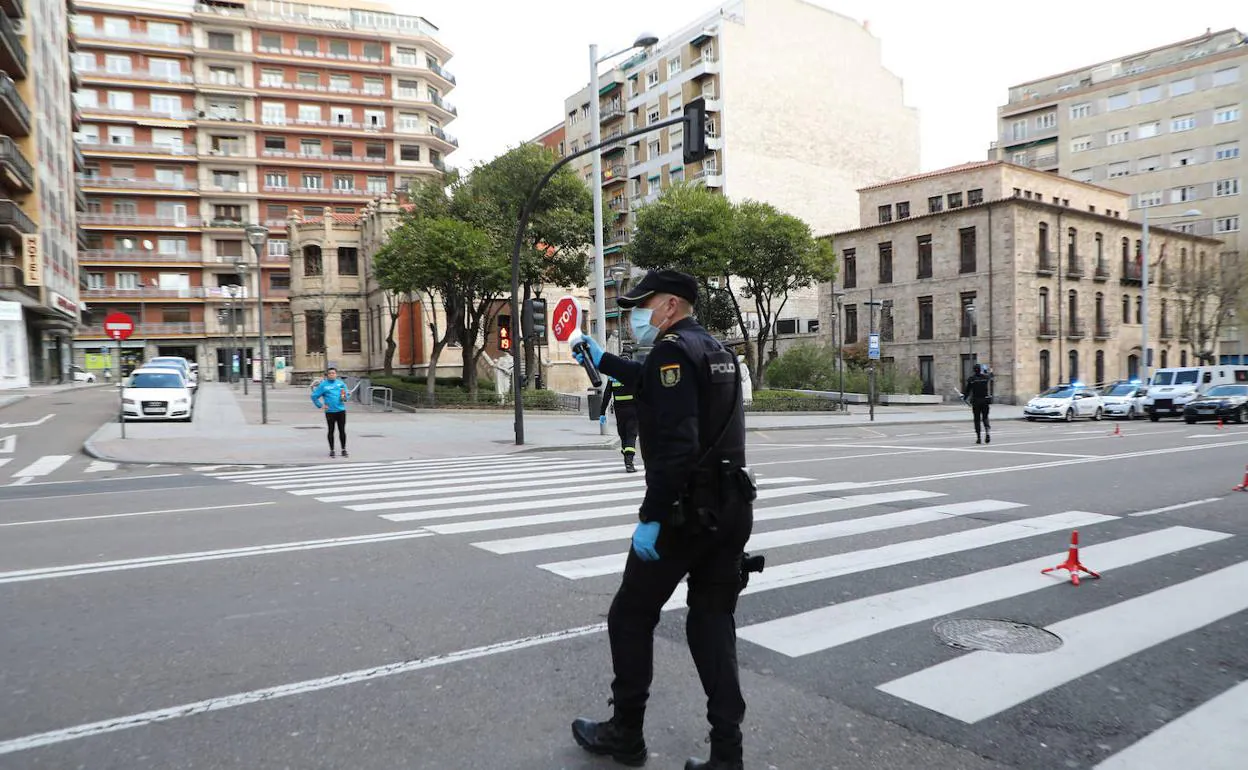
[311,367,349,457]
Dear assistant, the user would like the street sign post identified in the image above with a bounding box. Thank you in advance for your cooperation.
[868,333,881,360]
[104,312,134,439]
[550,295,581,343]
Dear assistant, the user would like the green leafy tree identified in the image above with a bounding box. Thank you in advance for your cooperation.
[730,201,837,387]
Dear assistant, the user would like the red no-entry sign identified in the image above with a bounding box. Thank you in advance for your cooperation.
[550,295,581,343]
[104,311,135,341]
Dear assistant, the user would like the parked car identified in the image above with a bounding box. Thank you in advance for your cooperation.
[1024,383,1104,422]
[122,367,194,422]
[1183,384,1248,424]
[1100,381,1148,420]
[71,365,96,383]
[1145,365,1248,420]
[147,356,197,390]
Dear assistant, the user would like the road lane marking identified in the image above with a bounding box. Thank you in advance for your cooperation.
[206,453,525,481]
[12,455,72,477]
[739,526,1231,657]
[877,560,1248,723]
[1128,497,1222,517]
[1093,679,1248,769]
[292,462,613,498]
[0,622,607,757]
[84,460,118,473]
[0,413,54,429]
[0,528,434,584]
[0,501,277,527]
[9,476,31,486]
[0,434,14,453]
[0,474,187,494]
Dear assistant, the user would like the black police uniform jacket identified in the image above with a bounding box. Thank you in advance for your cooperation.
[964,373,992,403]
[597,317,746,524]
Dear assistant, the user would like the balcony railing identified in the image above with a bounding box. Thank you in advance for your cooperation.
[79,213,203,227]
[80,249,204,262]
[193,2,443,40]
[73,143,86,170]
[600,105,626,122]
[1121,261,1143,283]
[606,230,632,247]
[428,126,459,147]
[602,164,627,183]
[78,140,196,156]
[0,136,34,191]
[79,175,199,191]
[1065,256,1084,278]
[256,44,384,64]
[0,199,36,233]
[608,198,628,212]
[1160,322,1173,340]
[75,27,193,47]
[392,55,457,85]
[81,322,205,337]
[1036,250,1055,274]
[78,67,196,85]
[260,149,387,164]
[79,104,197,120]
[82,287,204,299]
[263,252,291,263]
[262,184,376,196]
[0,75,32,136]
[0,11,30,76]
[1094,261,1110,280]
[1180,326,1192,342]
[256,80,369,96]
[1065,320,1086,340]
[1037,314,1057,339]
[393,90,458,116]
[1094,321,1111,339]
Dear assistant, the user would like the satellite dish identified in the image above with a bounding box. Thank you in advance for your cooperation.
[142,240,154,250]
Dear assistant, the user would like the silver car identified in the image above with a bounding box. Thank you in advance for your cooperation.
[1100,382,1148,420]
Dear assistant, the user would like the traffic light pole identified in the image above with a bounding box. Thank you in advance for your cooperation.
[510,111,692,445]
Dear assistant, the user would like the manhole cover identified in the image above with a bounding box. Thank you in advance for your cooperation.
[933,618,1062,654]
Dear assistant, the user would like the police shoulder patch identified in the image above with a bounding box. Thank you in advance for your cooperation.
[661,333,680,342]
[659,363,682,387]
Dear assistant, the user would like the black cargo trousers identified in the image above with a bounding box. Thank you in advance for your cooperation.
[606,493,754,756]
[971,399,991,436]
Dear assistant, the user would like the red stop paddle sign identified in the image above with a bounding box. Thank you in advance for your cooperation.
[550,295,581,342]
[104,312,135,341]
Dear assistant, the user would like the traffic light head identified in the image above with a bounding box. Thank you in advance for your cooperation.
[522,298,548,344]
[682,98,708,165]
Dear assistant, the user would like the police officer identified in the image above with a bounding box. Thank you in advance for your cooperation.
[600,371,640,472]
[963,363,993,444]
[570,269,754,770]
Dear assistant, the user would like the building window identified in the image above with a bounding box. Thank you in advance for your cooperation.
[1107,92,1131,111]
[302,173,322,189]
[1215,142,1240,161]
[844,305,858,344]
[270,270,290,290]
[1214,105,1241,124]
[959,227,977,273]
[947,192,963,209]
[1035,112,1056,129]
[1070,136,1092,153]
[1170,114,1196,132]
[87,272,105,289]
[207,32,235,51]
[1039,350,1051,391]
[262,103,286,125]
[1108,161,1130,178]
[967,188,983,205]
[1169,77,1195,96]
[1137,121,1160,139]
[341,309,362,353]
[366,142,387,160]
[1107,128,1129,145]
[1138,85,1161,104]
[337,247,359,276]
[363,77,385,95]
[960,292,977,338]
[917,296,934,340]
[259,31,280,50]
[303,245,322,275]
[896,201,910,220]
[268,240,289,258]
[1068,350,1079,382]
[877,204,892,224]
[1010,119,1027,141]
[878,242,893,284]
[367,175,387,194]
[1137,155,1162,172]
[333,174,354,191]
[1212,67,1239,87]
[300,139,321,156]
[927,195,943,214]
[916,234,933,279]
[1070,102,1091,119]
[842,249,856,289]
[400,145,421,162]
[305,310,325,353]
[879,300,894,342]
[1137,190,1162,207]
[1215,216,1241,233]
[1216,178,1240,197]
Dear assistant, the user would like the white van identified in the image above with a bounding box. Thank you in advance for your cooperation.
[1145,365,1248,420]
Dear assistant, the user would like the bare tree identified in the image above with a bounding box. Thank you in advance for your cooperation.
[1176,251,1246,363]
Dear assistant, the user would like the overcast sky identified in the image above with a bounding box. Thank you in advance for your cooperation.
[431,0,1245,172]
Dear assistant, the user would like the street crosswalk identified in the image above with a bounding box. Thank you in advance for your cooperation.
[0,454,173,483]
[204,454,1248,768]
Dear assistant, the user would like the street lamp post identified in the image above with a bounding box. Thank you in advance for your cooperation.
[1140,207,1201,383]
[866,290,882,422]
[589,32,658,342]
[245,224,270,425]
[966,303,976,375]
[225,284,241,386]
[832,291,845,411]
[233,261,250,396]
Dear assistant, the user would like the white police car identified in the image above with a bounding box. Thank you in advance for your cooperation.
[1024,383,1104,422]
[1100,381,1148,420]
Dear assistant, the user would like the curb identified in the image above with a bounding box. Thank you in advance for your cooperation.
[0,395,27,412]
[745,416,1024,432]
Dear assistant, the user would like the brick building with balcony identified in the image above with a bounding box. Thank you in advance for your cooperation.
[818,161,1223,404]
[70,0,455,378]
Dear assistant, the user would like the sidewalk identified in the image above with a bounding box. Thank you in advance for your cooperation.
[84,381,1023,466]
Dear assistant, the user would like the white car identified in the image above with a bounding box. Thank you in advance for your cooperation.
[148,356,197,390]
[1024,384,1104,422]
[71,365,96,383]
[122,367,194,422]
[1100,381,1148,420]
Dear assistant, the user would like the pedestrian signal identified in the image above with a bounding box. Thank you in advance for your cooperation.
[498,314,513,351]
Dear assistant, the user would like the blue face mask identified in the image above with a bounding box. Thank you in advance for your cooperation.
[630,307,660,346]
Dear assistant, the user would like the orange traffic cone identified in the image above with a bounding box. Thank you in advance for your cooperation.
[1041,530,1101,586]
[1216,417,1225,430]
[1111,423,1122,437]
[1233,465,1248,492]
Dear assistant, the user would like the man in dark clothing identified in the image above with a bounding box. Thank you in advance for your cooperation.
[571,269,754,770]
[963,364,993,444]
[600,373,640,472]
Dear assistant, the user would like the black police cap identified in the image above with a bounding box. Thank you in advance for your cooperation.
[617,269,699,309]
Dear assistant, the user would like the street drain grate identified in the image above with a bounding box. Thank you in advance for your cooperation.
[933,618,1062,654]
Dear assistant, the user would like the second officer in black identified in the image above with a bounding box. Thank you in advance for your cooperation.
[571,269,755,770]
[601,371,640,472]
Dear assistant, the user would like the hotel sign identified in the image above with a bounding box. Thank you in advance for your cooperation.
[21,234,41,287]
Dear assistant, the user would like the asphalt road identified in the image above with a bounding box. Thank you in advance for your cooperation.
[1,406,1246,769]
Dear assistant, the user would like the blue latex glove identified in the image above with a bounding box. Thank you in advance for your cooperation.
[599,414,607,426]
[572,335,605,367]
[631,521,661,561]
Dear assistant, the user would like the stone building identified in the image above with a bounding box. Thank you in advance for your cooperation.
[818,161,1225,403]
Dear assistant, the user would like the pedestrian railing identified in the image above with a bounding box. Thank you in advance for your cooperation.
[368,386,393,412]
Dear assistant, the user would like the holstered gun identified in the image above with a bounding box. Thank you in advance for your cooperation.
[740,552,765,591]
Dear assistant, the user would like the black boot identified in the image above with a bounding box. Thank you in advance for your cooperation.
[572,716,647,766]
[624,453,636,473]
[985,433,991,444]
[685,753,744,769]
[975,435,981,445]
[686,728,743,769]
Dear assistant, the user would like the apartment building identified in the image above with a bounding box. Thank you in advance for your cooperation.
[818,161,1223,403]
[70,0,455,380]
[562,0,918,341]
[994,30,1245,254]
[530,122,565,159]
[0,0,81,388]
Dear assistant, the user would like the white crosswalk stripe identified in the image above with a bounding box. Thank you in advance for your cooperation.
[203,453,1248,764]
[12,455,72,478]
